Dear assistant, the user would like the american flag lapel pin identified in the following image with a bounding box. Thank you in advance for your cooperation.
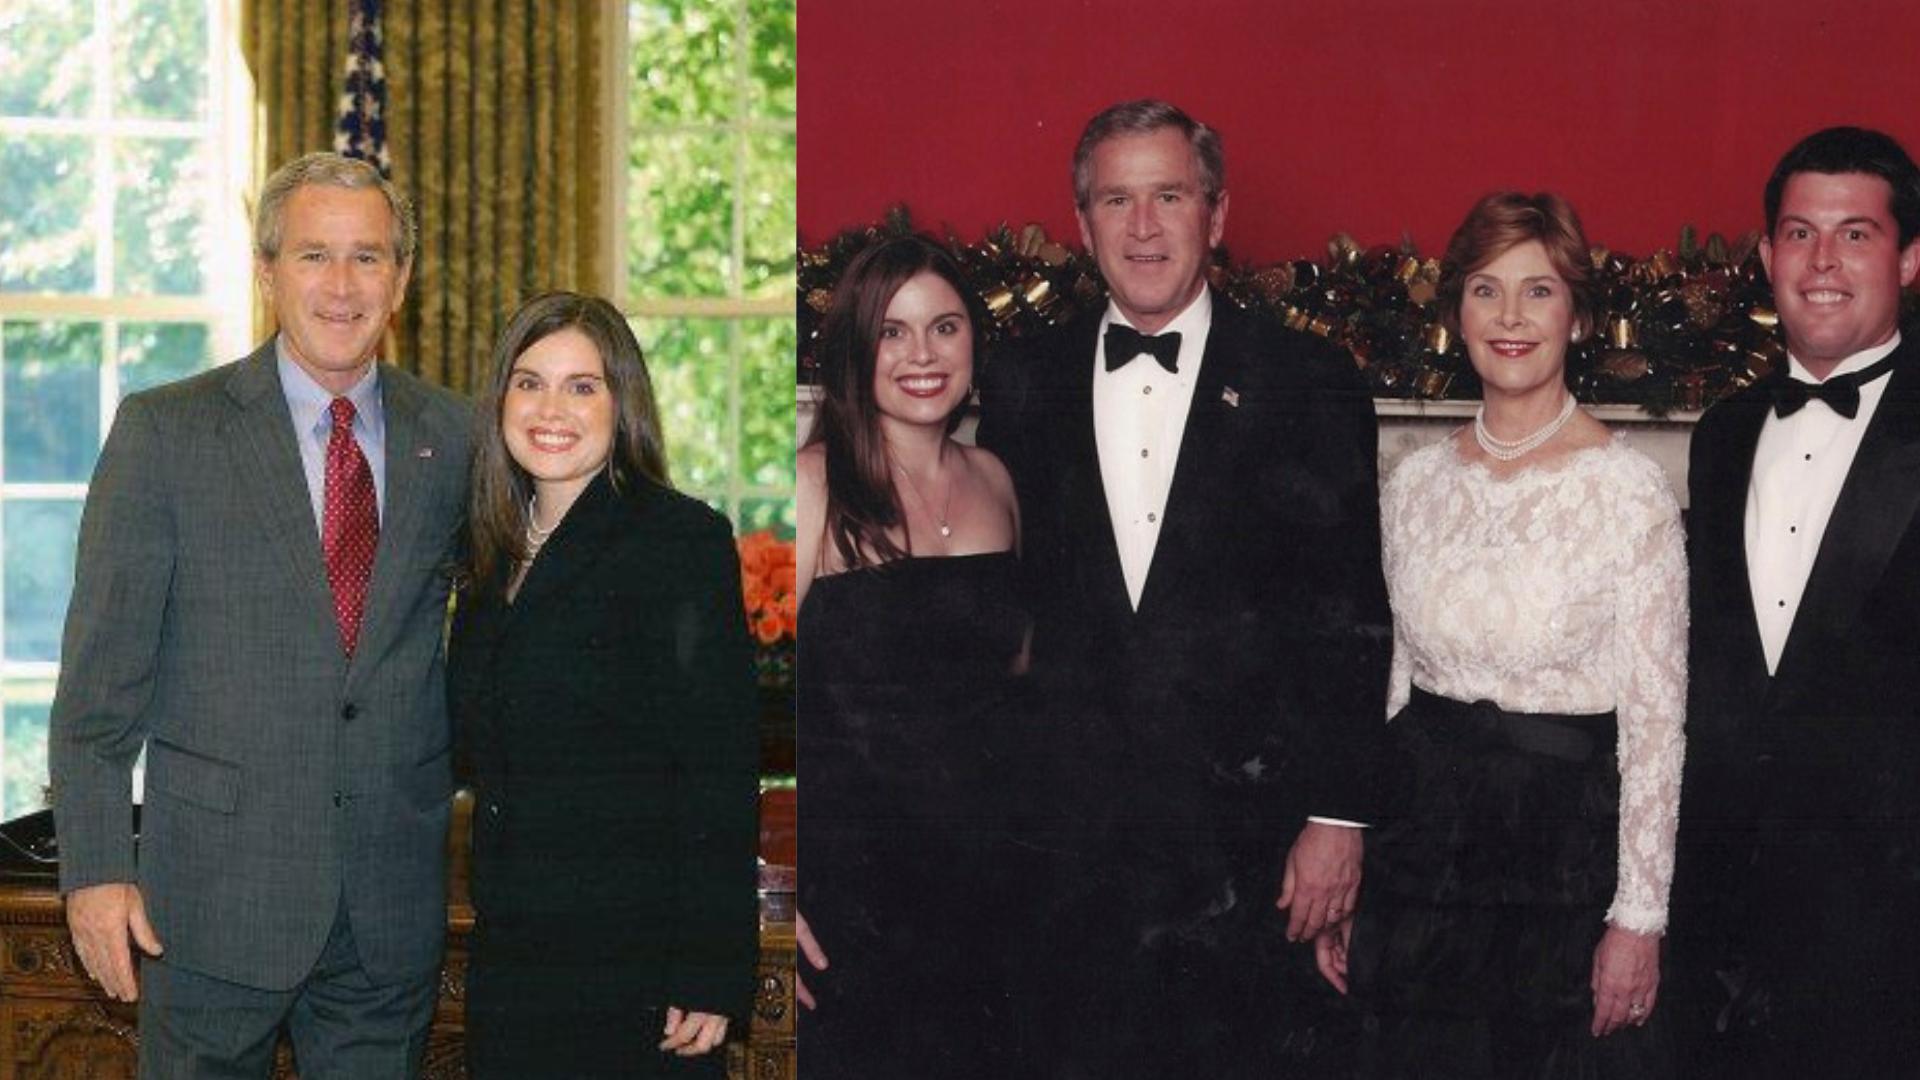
[416,447,435,459]
[1222,386,1240,408]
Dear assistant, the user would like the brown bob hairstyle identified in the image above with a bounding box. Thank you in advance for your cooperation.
[806,234,983,571]
[1437,191,1598,345]
[467,291,671,595]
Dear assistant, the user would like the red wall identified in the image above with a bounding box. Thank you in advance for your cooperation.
[799,0,1920,263]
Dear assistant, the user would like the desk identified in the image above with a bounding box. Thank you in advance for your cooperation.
[0,794,796,1079]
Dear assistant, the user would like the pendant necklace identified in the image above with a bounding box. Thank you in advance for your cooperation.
[1474,393,1577,462]
[890,448,954,538]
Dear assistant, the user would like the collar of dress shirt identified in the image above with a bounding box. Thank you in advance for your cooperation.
[1098,287,1214,372]
[1784,331,1902,384]
[274,337,385,443]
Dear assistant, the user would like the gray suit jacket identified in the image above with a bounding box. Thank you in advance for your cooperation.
[49,342,472,991]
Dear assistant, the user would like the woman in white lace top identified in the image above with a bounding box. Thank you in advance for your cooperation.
[1316,192,1686,1079]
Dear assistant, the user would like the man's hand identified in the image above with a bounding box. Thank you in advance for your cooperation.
[659,1006,729,1056]
[1275,821,1362,942]
[65,882,163,1002]
[795,909,828,1010]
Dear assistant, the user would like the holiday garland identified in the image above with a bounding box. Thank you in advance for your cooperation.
[799,207,1920,414]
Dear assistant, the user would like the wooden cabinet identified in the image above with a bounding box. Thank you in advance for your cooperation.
[0,795,795,1079]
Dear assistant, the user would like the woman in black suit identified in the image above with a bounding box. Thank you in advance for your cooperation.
[451,291,759,1078]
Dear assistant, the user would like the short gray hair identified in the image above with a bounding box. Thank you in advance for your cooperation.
[253,152,417,265]
[1072,99,1225,210]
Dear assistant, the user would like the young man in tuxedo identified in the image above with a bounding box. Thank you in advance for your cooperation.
[978,99,1391,1078]
[1678,126,1920,1076]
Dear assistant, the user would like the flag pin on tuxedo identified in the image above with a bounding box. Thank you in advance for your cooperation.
[1222,386,1240,407]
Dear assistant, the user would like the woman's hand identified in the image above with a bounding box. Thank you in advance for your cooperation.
[660,1007,729,1056]
[1589,923,1661,1037]
[795,910,829,1010]
[1313,917,1353,995]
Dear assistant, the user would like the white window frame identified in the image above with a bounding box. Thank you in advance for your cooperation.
[0,0,252,811]
[614,0,795,528]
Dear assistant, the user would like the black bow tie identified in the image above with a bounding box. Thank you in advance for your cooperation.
[1105,323,1181,374]
[1770,354,1899,419]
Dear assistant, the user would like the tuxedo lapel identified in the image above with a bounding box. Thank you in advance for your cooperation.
[1699,392,1772,690]
[1135,297,1241,619]
[1774,342,1920,698]
[220,348,340,638]
[1047,314,1132,621]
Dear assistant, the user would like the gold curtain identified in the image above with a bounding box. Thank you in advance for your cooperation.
[240,0,617,392]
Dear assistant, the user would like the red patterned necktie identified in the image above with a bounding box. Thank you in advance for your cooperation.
[323,396,378,658]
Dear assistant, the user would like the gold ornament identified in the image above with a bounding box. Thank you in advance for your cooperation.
[982,284,1018,325]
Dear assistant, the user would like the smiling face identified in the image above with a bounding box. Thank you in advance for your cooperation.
[870,271,974,432]
[501,327,616,509]
[1458,239,1576,399]
[1076,127,1227,334]
[1762,171,1920,375]
[256,185,411,394]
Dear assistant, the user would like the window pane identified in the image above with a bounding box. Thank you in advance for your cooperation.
[628,0,735,126]
[1,681,53,819]
[119,321,211,396]
[744,0,795,120]
[0,135,97,294]
[0,0,93,119]
[115,138,208,295]
[112,0,208,121]
[738,318,793,489]
[738,496,795,539]
[628,132,733,299]
[636,317,731,495]
[3,499,84,664]
[114,0,208,122]
[4,320,103,483]
[742,132,795,299]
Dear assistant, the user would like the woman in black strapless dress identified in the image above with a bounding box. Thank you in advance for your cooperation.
[795,235,1029,1078]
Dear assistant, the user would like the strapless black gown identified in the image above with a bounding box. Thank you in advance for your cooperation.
[797,552,1030,1079]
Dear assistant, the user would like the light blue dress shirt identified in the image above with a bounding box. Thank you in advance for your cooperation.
[275,339,387,534]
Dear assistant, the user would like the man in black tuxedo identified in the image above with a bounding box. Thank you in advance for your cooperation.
[1677,126,1920,1076]
[978,99,1391,1078]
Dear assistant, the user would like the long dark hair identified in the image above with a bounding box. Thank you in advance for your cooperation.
[468,291,670,595]
[806,234,980,571]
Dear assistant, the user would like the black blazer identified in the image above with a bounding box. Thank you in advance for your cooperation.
[448,474,760,1021]
[978,293,1392,874]
[1679,331,1920,1043]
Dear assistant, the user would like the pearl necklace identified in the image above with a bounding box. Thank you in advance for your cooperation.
[525,498,557,556]
[1474,394,1577,461]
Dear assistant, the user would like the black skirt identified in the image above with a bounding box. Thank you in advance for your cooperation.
[1348,687,1674,1080]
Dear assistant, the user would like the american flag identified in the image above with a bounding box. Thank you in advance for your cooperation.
[334,0,390,176]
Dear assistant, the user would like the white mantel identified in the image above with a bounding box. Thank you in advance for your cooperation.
[797,388,1701,508]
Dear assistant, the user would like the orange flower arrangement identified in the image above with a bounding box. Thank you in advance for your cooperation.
[738,530,797,649]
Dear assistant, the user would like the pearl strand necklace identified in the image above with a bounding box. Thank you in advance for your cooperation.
[525,498,557,556]
[1474,393,1577,462]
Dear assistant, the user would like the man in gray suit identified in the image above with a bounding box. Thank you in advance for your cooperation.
[50,152,471,1076]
